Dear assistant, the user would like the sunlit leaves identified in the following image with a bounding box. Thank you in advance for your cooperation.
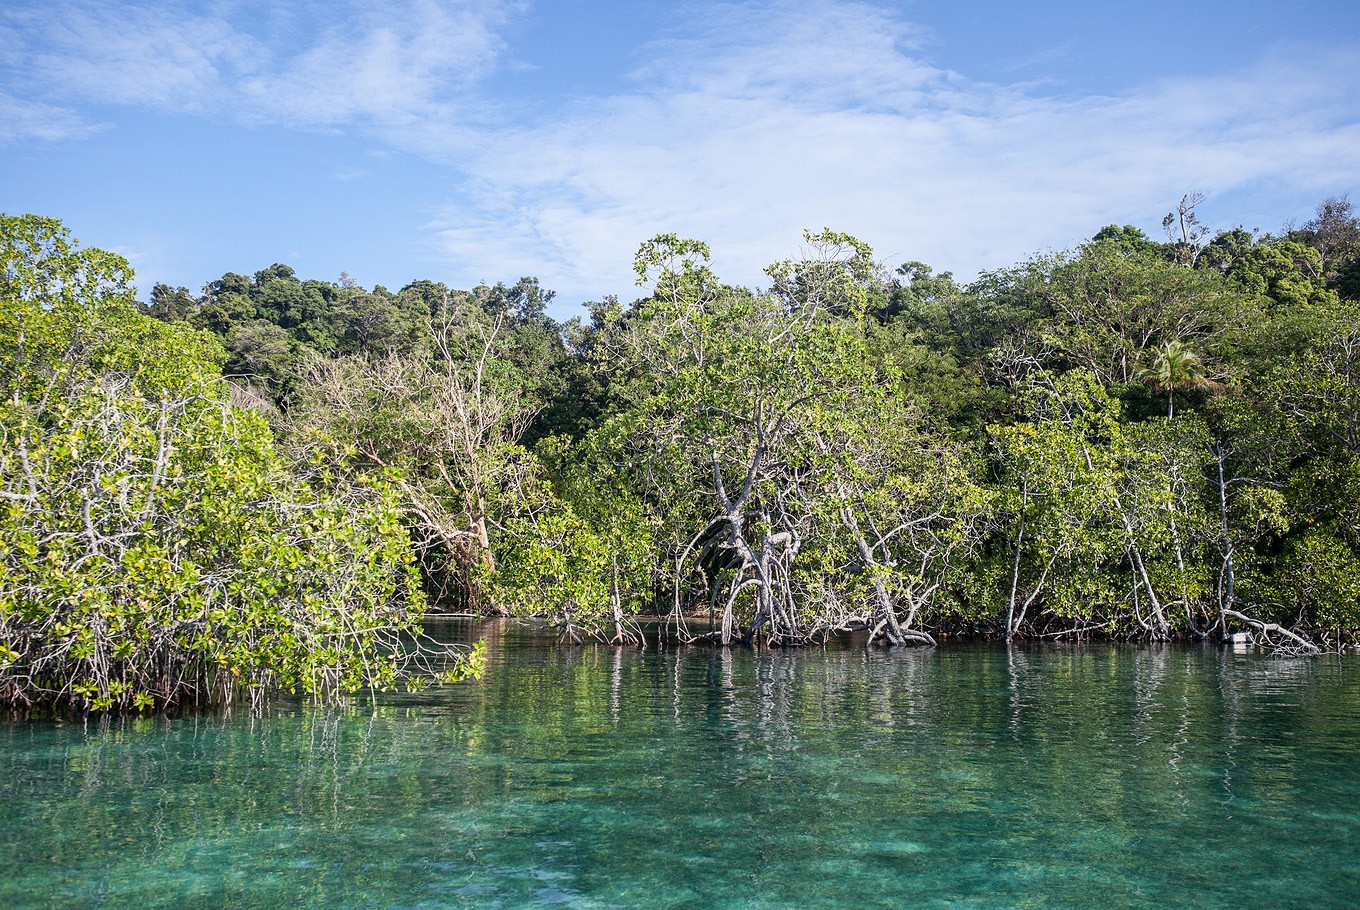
[0,214,481,713]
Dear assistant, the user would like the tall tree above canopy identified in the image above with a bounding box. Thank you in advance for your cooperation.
[1296,195,1360,279]
[1162,192,1210,267]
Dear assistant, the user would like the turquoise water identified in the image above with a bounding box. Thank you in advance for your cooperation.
[2,622,1359,909]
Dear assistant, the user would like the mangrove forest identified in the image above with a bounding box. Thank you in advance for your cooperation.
[4,194,1360,710]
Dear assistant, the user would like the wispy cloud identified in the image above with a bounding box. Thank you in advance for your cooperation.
[426,4,1360,297]
[3,0,1357,301]
[2,3,251,112]
[238,0,521,127]
[0,90,101,143]
[1,0,520,127]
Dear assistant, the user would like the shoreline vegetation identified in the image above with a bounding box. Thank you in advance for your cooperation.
[4,196,1360,710]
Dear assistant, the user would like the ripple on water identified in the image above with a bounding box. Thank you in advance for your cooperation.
[2,635,1359,909]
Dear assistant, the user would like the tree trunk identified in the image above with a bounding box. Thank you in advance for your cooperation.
[1006,497,1027,641]
[1209,442,1236,635]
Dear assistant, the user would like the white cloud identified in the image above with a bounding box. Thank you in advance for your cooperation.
[0,90,101,143]
[3,4,251,111]
[238,0,521,126]
[1,0,520,124]
[3,0,1357,302]
[423,5,1360,299]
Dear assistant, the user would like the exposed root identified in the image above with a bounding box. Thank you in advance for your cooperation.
[1223,608,1321,655]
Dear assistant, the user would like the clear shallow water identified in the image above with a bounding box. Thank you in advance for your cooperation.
[2,622,1359,909]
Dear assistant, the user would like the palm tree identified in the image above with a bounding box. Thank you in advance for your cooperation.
[1137,340,1205,418]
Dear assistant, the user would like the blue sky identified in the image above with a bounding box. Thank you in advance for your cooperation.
[3,0,1358,316]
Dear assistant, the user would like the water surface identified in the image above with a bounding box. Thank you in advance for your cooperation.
[2,621,1358,908]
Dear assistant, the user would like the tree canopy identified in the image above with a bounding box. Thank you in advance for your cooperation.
[0,215,483,713]
[9,192,1360,670]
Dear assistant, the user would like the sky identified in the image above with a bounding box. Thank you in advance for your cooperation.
[3,0,1358,316]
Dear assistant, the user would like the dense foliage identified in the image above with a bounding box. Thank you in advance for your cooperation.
[10,193,1360,660]
[0,215,484,713]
